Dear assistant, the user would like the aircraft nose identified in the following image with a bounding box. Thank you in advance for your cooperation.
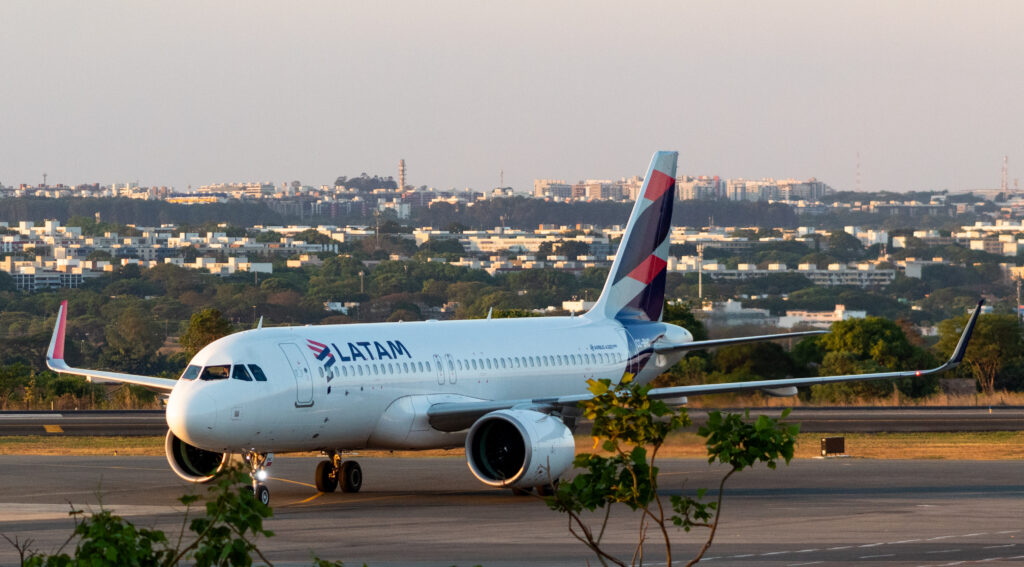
[166,387,218,447]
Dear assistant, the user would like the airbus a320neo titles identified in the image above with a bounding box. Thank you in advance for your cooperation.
[45,151,981,505]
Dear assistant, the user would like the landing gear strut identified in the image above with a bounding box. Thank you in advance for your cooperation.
[243,451,273,505]
[316,451,362,493]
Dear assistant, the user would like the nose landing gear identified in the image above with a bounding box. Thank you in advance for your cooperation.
[315,450,362,493]
[243,451,273,505]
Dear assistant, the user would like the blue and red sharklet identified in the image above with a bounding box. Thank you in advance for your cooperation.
[587,151,677,323]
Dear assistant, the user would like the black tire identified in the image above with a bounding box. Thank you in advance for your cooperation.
[339,461,362,493]
[256,484,270,506]
[315,460,338,493]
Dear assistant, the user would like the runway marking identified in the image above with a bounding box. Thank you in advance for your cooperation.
[859,554,894,559]
[44,425,64,433]
[859,542,884,547]
[787,562,823,566]
[795,548,819,553]
[891,539,923,544]
[925,548,961,554]
[928,535,958,540]
[983,544,1016,549]
[996,530,1022,534]
[761,551,790,556]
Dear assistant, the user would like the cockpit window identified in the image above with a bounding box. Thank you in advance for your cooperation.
[232,365,253,381]
[247,364,268,382]
[180,365,201,381]
[199,365,230,381]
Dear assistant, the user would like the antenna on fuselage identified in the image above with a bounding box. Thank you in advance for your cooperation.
[486,307,493,320]
[256,316,263,330]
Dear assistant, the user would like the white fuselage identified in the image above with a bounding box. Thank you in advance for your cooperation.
[165,314,686,454]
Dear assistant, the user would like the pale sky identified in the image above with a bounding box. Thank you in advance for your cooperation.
[2,1,1023,193]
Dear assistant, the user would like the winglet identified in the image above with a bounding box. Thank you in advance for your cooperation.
[46,300,68,364]
[944,299,983,369]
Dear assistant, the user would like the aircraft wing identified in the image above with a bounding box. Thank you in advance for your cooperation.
[428,300,982,432]
[652,329,826,354]
[46,300,178,392]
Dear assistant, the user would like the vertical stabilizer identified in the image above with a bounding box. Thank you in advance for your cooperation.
[587,151,677,321]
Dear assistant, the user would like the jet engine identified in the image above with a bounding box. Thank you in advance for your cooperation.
[164,430,229,483]
[465,409,575,488]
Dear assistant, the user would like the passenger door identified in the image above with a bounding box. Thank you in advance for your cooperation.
[279,343,314,407]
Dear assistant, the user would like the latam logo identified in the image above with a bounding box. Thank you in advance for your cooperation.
[307,338,413,364]
[306,339,336,369]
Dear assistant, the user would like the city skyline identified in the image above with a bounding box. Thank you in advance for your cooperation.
[2,1,1023,193]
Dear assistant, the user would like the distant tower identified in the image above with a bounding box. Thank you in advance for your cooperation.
[856,151,861,192]
[42,173,47,187]
[1002,155,1009,193]
[500,169,504,187]
[398,159,406,192]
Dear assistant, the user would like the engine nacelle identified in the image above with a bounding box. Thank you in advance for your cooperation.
[465,409,575,488]
[165,430,229,483]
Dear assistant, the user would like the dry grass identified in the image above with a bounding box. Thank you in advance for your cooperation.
[3,432,1023,461]
[688,391,1024,409]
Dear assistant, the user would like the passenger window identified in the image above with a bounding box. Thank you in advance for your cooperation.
[388,363,394,374]
[472,359,478,370]
[485,359,492,370]
[232,365,253,381]
[342,367,348,377]
[180,365,201,381]
[200,365,230,380]
[247,364,268,382]
[529,357,535,367]
[403,362,409,373]
[542,355,549,366]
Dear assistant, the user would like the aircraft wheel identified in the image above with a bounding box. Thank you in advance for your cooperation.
[255,484,270,506]
[339,461,362,493]
[315,460,338,493]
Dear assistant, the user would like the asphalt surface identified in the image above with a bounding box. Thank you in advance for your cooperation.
[0,455,1021,566]
[2,407,1023,436]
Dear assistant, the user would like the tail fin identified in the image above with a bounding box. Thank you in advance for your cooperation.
[587,151,677,321]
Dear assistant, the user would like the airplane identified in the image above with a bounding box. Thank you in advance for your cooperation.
[45,151,981,506]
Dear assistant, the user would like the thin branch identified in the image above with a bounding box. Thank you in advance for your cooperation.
[684,468,736,567]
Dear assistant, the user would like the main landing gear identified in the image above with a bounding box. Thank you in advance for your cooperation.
[315,450,362,493]
[243,451,273,505]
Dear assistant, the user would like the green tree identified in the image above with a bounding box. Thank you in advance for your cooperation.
[811,316,937,402]
[546,377,798,566]
[180,309,234,357]
[935,312,1024,394]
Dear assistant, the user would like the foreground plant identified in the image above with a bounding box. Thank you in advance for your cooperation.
[545,376,799,567]
[4,463,345,567]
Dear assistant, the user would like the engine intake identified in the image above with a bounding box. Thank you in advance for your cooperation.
[465,409,575,488]
[165,430,229,483]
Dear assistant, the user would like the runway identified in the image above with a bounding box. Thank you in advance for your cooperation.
[2,406,1022,436]
[0,455,1021,566]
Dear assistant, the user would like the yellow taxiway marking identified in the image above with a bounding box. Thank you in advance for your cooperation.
[291,492,324,505]
[273,477,317,489]
[43,425,64,434]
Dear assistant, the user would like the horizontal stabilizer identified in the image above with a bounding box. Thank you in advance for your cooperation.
[652,330,826,354]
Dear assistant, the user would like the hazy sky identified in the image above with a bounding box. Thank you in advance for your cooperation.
[2,1,1023,193]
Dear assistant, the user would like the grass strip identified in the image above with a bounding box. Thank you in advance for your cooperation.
[2,432,1023,460]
